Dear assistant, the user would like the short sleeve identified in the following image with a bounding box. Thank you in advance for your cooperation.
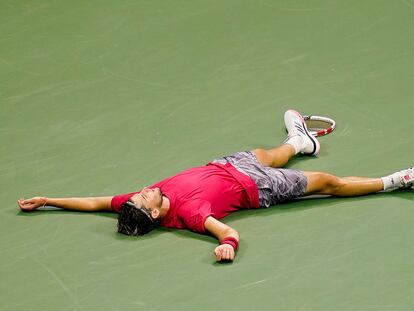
[177,200,213,233]
[111,191,140,213]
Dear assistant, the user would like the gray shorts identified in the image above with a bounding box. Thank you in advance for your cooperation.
[213,151,308,208]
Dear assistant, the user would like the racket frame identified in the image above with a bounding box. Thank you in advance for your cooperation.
[302,115,336,137]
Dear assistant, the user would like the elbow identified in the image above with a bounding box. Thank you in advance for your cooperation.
[86,198,101,212]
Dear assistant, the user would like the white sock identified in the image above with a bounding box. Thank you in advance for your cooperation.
[284,135,303,155]
[381,172,402,191]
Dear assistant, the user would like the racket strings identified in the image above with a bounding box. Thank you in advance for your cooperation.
[305,120,332,131]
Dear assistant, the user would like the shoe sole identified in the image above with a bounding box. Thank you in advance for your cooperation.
[286,109,320,155]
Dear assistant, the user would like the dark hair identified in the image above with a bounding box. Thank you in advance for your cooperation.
[117,200,159,236]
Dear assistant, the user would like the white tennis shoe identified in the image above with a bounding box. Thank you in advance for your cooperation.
[284,109,320,156]
[399,168,414,189]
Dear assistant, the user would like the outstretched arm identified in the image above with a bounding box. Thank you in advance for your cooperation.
[17,196,114,212]
[204,216,240,262]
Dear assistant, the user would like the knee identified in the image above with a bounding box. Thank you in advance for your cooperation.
[317,173,344,194]
[324,174,344,194]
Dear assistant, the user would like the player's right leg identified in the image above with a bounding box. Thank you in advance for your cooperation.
[303,168,414,196]
[303,172,383,196]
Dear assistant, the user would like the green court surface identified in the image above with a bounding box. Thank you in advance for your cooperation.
[1,1,414,310]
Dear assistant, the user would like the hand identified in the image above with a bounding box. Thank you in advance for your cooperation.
[17,197,47,212]
[214,244,235,262]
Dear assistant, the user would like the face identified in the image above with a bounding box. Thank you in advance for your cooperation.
[130,188,164,219]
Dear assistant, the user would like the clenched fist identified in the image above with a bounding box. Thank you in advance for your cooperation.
[214,244,235,262]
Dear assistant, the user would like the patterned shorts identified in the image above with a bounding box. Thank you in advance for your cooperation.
[213,151,308,208]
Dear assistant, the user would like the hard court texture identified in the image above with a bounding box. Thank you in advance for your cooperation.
[1,1,414,310]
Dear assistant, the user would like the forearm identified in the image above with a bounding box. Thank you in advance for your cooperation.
[18,196,114,212]
[45,197,106,211]
[204,216,239,261]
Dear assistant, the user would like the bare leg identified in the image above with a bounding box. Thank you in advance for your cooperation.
[252,144,296,168]
[304,171,384,196]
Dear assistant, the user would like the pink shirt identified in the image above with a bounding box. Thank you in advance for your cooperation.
[111,162,259,233]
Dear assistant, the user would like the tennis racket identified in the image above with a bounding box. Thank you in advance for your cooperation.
[303,115,336,137]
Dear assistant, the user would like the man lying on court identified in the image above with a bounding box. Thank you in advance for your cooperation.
[18,110,414,262]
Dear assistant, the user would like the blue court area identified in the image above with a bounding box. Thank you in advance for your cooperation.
[1,1,414,310]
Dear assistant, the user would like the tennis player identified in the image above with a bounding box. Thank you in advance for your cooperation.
[18,110,413,262]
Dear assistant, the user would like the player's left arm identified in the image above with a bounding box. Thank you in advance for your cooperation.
[17,196,114,212]
[204,216,240,262]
